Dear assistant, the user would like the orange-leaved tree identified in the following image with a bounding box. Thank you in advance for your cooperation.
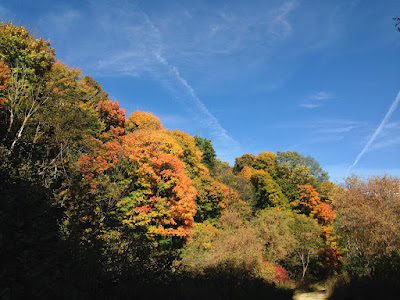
[294,185,341,273]
[62,111,197,250]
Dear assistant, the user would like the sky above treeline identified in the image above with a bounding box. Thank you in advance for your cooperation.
[2,0,400,182]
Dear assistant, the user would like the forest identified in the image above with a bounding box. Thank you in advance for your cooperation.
[1,22,399,299]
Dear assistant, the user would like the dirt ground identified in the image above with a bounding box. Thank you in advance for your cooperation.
[293,289,327,300]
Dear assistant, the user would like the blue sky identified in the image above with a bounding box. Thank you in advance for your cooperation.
[2,0,400,182]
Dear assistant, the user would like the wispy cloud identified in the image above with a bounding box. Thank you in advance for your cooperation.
[300,91,333,108]
[267,0,298,40]
[273,118,365,132]
[325,163,400,183]
[368,122,400,151]
[348,90,400,173]
[271,118,366,148]
[155,53,234,143]
[143,15,241,161]
[80,4,242,161]
[39,0,302,163]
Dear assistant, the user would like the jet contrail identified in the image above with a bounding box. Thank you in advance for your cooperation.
[348,90,400,173]
[144,14,239,147]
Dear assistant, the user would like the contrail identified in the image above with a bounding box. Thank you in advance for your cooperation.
[143,14,239,148]
[348,90,400,173]
[155,54,233,142]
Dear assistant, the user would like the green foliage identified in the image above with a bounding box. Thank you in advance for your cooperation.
[251,170,289,209]
[214,158,256,210]
[193,174,230,222]
[289,214,324,278]
[7,22,400,298]
[252,151,278,175]
[0,22,55,80]
[276,151,329,185]
[194,134,216,170]
[179,210,270,280]
[252,208,296,262]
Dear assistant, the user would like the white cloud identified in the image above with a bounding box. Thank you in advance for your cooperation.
[325,163,400,183]
[300,91,333,108]
[368,122,400,151]
[56,4,243,162]
[39,0,305,163]
[267,0,298,40]
[273,118,365,132]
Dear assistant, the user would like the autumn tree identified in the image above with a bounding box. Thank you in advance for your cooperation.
[233,153,256,174]
[333,175,400,276]
[126,110,162,131]
[0,21,56,154]
[0,22,55,79]
[293,185,340,273]
[214,159,256,210]
[233,152,288,210]
[193,174,236,222]
[0,23,108,298]
[251,170,289,209]
[252,151,278,175]
[252,208,296,262]
[63,113,198,242]
[172,129,207,178]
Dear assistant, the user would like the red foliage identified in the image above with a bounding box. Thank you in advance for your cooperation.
[273,264,289,281]
[262,257,289,281]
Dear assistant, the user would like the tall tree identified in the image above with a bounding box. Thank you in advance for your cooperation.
[194,134,217,170]
[276,151,329,185]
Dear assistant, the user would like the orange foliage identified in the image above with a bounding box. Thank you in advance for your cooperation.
[314,202,336,226]
[98,98,126,131]
[75,127,197,239]
[126,110,162,131]
[172,129,207,177]
[124,128,183,159]
[78,122,198,238]
[297,185,336,228]
[240,165,253,180]
[253,151,277,173]
[122,152,197,238]
[0,61,9,110]
[296,184,341,268]
[297,185,321,215]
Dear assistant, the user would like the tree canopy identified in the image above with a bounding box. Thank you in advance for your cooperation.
[2,22,398,299]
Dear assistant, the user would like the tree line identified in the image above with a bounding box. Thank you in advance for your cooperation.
[1,22,399,299]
